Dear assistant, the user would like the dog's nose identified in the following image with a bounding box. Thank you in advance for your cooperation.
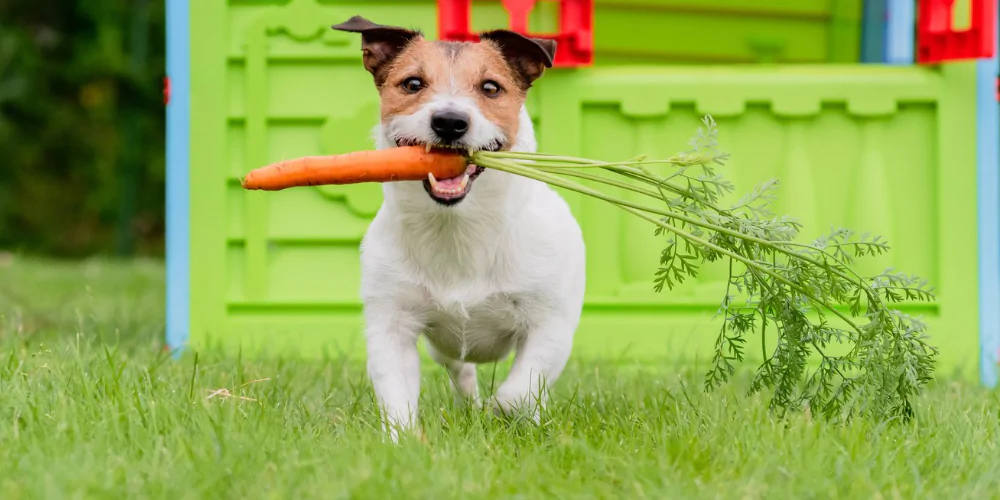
[430,111,470,143]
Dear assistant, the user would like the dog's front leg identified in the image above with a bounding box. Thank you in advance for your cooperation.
[493,318,574,422]
[364,304,423,441]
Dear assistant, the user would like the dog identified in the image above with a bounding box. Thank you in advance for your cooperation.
[331,16,586,439]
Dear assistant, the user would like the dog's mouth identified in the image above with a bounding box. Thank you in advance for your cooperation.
[395,138,500,206]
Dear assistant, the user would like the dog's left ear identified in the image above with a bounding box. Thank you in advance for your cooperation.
[332,16,422,86]
[479,30,557,86]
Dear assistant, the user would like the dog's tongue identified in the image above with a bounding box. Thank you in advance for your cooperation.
[434,164,477,188]
[435,174,466,189]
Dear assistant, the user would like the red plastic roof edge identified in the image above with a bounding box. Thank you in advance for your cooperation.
[438,0,594,67]
[917,0,997,63]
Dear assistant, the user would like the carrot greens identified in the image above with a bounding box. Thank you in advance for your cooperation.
[473,115,937,423]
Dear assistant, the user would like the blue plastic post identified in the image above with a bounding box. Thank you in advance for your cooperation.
[978,16,1000,388]
[885,0,915,64]
[166,0,191,356]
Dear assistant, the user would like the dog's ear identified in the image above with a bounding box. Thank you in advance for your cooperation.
[479,30,556,86]
[332,16,422,85]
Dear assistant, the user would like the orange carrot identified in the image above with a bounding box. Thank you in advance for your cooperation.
[240,146,469,191]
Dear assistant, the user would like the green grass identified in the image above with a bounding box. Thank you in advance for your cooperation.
[2,257,1000,498]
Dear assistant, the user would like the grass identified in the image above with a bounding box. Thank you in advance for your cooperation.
[1,257,1000,499]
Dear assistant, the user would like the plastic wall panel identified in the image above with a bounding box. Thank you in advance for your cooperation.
[531,66,977,375]
[184,0,977,379]
[224,0,862,65]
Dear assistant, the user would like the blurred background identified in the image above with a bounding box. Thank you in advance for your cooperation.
[0,1,166,258]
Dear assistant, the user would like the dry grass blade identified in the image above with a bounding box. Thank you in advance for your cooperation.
[205,377,270,402]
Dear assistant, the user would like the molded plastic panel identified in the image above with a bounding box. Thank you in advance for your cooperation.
[185,0,977,379]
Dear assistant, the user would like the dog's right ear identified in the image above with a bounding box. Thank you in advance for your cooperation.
[332,16,421,85]
[479,30,556,87]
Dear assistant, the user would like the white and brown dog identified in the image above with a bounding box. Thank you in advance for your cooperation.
[331,16,585,439]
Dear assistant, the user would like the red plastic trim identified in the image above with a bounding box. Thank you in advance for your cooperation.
[164,76,171,105]
[437,0,593,67]
[917,0,997,63]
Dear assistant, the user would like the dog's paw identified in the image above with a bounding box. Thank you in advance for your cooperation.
[379,414,422,444]
[381,422,424,445]
[453,392,483,410]
[490,390,542,424]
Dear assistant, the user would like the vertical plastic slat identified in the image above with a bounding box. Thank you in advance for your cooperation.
[978,17,1000,388]
[861,0,888,62]
[504,0,532,33]
[166,0,191,353]
[886,0,915,63]
[438,0,472,41]
[243,33,270,301]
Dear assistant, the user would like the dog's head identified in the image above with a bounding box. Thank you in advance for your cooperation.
[332,16,555,207]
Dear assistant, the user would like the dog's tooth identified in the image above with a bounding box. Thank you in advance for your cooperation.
[457,174,469,191]
[467,147,475,156]
[425,144,432,154]
[427,172,438,188]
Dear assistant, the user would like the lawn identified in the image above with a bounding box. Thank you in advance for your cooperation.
[1,257,999,498]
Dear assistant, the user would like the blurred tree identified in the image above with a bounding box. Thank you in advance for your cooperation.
[0,1,166,257]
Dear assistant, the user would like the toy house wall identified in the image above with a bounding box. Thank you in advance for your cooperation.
[167,0,987,384]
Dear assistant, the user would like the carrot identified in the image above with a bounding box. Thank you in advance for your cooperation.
[240,146,469,191]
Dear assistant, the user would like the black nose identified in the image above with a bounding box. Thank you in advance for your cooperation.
[430,111,469,143]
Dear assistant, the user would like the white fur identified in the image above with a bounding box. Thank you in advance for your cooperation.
[359,104,586,440]
[383,92,506,152]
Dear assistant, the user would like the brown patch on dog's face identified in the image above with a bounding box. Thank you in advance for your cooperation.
[331,16,423,87]
[333,17,556,153]
[479,30,556,85]
[375,40,532,144]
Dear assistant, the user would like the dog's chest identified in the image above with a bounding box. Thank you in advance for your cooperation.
[420,288,530,363]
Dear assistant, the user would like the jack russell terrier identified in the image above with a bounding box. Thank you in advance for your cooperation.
[331,16,586,439]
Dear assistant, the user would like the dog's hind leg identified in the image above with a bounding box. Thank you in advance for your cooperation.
[492,318,574,422]
[426,343,481,407]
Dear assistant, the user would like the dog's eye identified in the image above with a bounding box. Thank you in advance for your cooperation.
[481,80,502,97]
[401,77,424,94]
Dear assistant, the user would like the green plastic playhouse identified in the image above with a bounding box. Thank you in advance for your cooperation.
[165,0,1000,385]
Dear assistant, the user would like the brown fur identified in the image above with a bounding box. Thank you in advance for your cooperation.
[332,16,556,150]
[377,40,527,145]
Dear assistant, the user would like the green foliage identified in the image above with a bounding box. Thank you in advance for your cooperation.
[474,116,938,423]
[0,1,165,256]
